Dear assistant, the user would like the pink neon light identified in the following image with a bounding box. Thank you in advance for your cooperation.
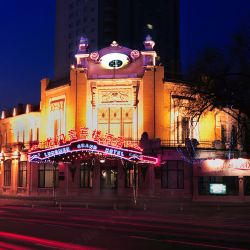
[29,138,158,164]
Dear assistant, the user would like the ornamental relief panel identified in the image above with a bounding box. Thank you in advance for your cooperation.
[122,107,133,122]
[97,88,132,106]
[98,108,109,123]
[110,108,121,122]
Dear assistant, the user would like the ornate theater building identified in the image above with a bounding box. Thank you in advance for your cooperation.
[0,36,250,202]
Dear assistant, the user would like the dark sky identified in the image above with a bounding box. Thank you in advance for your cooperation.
[0,0,55,111]
[181,0,250,72]
[0,0,249,111]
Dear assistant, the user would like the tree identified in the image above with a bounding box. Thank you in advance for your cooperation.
[180,28,250,151]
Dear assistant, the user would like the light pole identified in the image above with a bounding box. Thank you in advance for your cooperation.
[133,162,138,206]
[53,161,58,206]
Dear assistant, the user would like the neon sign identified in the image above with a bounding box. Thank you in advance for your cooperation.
[41,127,143,152]
[29,139,141,162]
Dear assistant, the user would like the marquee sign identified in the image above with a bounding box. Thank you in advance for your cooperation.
[29,139,158,165]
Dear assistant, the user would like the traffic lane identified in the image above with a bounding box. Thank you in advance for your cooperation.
[1,206,250,242]
[0,222,242,250]
[0,206,250,249]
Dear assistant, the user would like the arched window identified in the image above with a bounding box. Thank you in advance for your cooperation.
[18,161,27,187]
[4,159,11,186]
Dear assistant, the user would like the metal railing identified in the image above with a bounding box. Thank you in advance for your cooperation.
[160,140,214,149]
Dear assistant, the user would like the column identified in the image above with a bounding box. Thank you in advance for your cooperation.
[93,160,100,195]
[11,157,19,194]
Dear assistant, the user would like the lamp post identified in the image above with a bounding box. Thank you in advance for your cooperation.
[53,161,58,206]
[133,162,138,206]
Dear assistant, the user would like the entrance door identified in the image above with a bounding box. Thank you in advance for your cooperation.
[100,166,118,191]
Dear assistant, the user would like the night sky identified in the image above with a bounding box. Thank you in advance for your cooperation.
[0,0,249,111]
[0,0,55,111]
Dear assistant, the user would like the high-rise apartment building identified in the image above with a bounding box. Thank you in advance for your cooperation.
[55,0,180,79]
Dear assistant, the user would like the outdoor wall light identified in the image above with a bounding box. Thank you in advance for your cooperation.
[100,159,105,164]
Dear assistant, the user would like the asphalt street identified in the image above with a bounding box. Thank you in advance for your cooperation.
[0,201,250,249]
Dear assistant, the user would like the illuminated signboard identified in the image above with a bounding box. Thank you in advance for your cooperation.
[29,139,158,164]
[209,184,227,195]
[35,128,143,152]
[30,139,141,162]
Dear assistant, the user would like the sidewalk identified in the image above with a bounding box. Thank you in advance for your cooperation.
[1,194,250,214]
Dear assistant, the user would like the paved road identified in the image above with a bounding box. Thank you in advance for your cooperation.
[0,204,250,249]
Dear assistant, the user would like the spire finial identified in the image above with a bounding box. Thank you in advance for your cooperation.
[78,35,89,53]
[143,35,155,50]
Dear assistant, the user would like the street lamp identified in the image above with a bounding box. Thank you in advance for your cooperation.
[133,162,138,206]
[53,161,58,206]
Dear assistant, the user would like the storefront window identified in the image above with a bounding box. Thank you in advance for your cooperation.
[198,176,239,195]
[18,161,27,187]
[38,163,58,188]
[161,161,184,189]
[244,176,250,195]
[80,162,93,188]
[4,159,11,186]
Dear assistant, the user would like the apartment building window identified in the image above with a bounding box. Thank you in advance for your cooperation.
[18,161,27,187]
[161,161,184,189]
[80,162,93,188]
[38,163,58,188]
[4,159,11,186]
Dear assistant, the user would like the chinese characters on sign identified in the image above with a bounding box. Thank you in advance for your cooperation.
[34,127,143,152]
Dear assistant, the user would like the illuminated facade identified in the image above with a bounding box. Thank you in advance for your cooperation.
[0,36,249,201]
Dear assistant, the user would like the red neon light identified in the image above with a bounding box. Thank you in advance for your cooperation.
[43,128,143,152]
[103,133,115,145]
[45,134,66,148]
[92,129,102,142]
[115,136,125,148]
[68,129,78,141]
[79,127,89,139]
